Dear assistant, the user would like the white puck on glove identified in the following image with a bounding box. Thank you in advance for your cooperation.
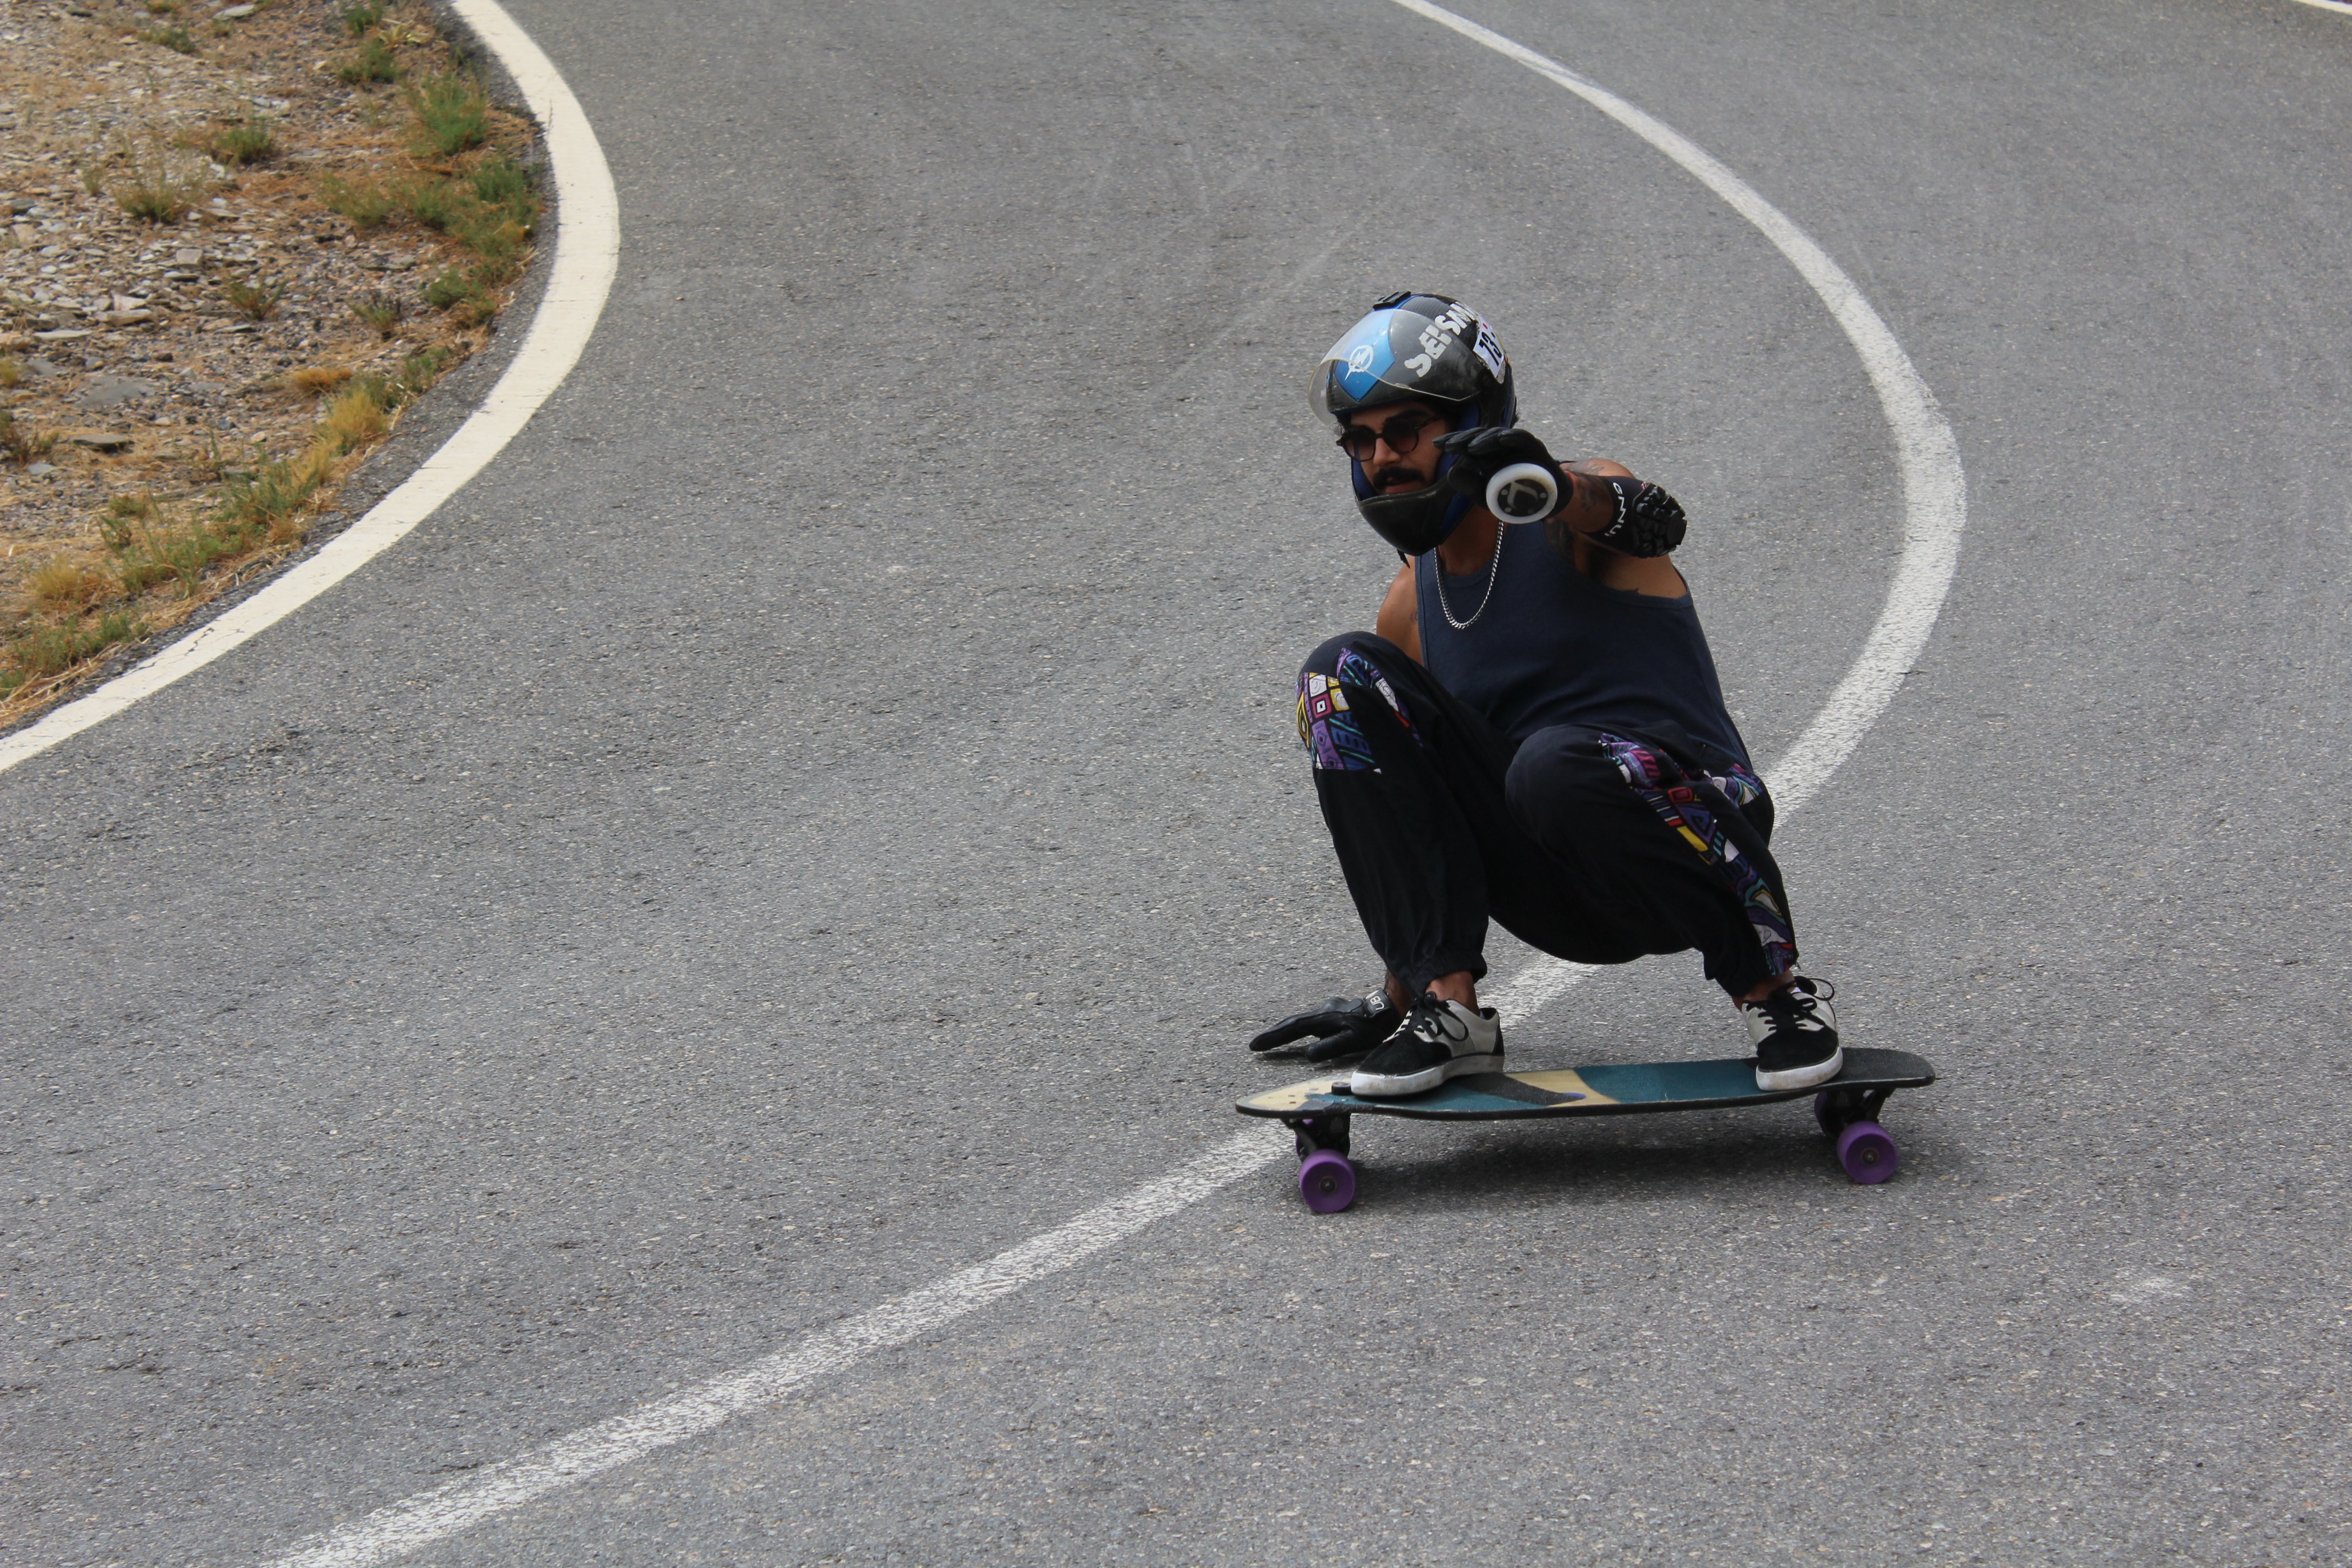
[1485,462,1559,524]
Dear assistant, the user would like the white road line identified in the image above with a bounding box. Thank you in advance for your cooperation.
[1483,956,1600,1020]
[251,10,1968,1564]
[260,1131,1282,1568]
[1396,0,1968,1017]
[0,0,619,779]
[2286,0,2352,17]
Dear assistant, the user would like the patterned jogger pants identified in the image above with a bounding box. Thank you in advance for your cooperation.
[1296,631,1799,999]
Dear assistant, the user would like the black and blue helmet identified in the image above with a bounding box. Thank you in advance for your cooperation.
[1309,291,1518,555]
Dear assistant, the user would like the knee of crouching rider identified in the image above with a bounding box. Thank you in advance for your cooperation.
[1297,632,1378,685]
[1295,634,1413,769]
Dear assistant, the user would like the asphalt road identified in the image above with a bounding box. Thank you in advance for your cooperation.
[7,0,2352,1563]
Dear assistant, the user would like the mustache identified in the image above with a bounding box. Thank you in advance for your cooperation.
[1369,464,1428,489]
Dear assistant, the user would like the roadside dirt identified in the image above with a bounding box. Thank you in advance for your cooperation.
[0,0,541,727]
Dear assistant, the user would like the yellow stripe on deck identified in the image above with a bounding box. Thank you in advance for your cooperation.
[1240,1081,1328,1113]
[1510,1069,1618,1107]
[1240,1070,1620,1112]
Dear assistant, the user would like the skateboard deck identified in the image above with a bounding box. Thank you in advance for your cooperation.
[1238,1046,1936,1211]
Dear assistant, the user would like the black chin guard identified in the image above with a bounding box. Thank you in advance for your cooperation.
[1355,480,1460,557]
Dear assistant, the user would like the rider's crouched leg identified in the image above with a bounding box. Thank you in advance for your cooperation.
[1506,724,1839,1089]
[1295,632,1489,996]
[1295,633,1421,771]
[1502,724,1786,999]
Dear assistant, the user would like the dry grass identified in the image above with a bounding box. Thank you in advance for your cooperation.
[137,21,198,54]
[289,364,355,398]
[109,136,203,223]
[25,558,113,612]
[351,291,404,336]
[334,34,399,84]
[215,445,337,547]
[6,612,147,686]
[223,276,289,321]
[317,381,390,453]
[1,411,59,465]
[403,68,489,156]
[316,170,396,228]
[197,114,278,167]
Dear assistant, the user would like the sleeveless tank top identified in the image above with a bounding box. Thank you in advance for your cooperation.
[1413,524,1751,764]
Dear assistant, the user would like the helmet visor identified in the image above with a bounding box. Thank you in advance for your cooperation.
[1309,299,1508,428]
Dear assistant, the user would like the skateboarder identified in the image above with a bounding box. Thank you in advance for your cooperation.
[1252,292,1842,1098]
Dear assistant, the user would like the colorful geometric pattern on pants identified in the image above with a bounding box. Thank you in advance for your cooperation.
[1296,647,1415,771]
[1597,731,1796,978]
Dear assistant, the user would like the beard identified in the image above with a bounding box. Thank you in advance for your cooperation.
[1369,463,1429,492]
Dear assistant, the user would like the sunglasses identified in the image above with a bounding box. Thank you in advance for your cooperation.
[1335,407,1439,461]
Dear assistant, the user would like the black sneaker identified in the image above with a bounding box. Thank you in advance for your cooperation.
[1742,977,1842,1092]
[1349,994,1504,1098]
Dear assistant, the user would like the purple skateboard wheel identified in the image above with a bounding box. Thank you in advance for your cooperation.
[1835,1120,1898,1185]
[1298,1150,1357,1214]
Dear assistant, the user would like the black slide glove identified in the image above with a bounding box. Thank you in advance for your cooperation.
[1434,426,1566,519]
[1248,988,1400,1061]
[1590,475,1687,557]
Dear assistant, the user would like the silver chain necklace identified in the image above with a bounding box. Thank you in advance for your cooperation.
[1431,524,1505,630]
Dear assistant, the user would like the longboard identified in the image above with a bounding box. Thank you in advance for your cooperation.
[1237,1046,1936,1212]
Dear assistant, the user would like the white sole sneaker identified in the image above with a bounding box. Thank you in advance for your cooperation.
[1755,1044,1844,1093]
[1351,1049,1505,1098]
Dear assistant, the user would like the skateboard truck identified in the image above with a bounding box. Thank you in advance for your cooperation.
[1813,1085,1901,1185]
[1289,1111,1355,1213]
[1291,1110,1352,1158]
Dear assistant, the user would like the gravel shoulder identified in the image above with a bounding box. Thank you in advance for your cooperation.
[0,0,544,728]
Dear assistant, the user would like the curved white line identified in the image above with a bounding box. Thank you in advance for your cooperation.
[0,0,619,777]
[1386,0,1969,1019]
[248,12,1965,1565]
[2287,0,2352,17]
[261,1131,1281,1568]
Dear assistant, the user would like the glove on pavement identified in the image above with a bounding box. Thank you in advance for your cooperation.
[1248,988,1401,1062]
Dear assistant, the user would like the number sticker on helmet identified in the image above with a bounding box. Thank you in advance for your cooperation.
[1472,320,1506,380]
